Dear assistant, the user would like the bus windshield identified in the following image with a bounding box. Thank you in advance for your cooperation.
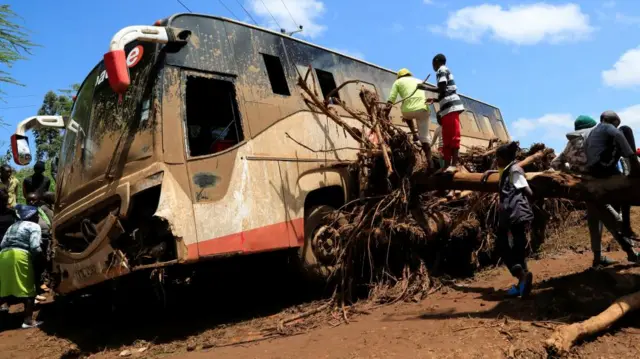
[57,42,157,202]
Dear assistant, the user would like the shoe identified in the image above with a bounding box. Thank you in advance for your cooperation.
[519,271,533,298]
[444,166,458,174]
[593,256,618,268]
[506,285,520,297]
[21,321,42,329]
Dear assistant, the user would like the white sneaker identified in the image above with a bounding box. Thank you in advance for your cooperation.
[21,321,43,329]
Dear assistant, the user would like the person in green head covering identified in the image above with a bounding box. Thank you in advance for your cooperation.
[551,115,597,173]
[551,115,629,268]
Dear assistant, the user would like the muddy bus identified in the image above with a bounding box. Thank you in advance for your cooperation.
[10,13,510,295]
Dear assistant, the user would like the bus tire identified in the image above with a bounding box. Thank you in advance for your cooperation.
[297,205,345,282]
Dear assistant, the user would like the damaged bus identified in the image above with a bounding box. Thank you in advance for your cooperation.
[10,13,510,295]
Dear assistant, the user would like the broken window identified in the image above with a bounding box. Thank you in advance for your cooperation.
[185,76,244,157]
[262,53,290,96]
[315,68,340,100]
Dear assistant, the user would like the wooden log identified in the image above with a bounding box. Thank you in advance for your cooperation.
[414,171,640,205]
[544,290,640,354]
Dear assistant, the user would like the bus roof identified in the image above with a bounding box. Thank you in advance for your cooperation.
[166,13,501,111]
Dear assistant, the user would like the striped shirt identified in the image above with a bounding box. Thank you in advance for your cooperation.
[435,65,465,117]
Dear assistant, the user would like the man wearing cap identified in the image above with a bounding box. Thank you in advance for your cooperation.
[584,110,640,264]
[387,68,432,162]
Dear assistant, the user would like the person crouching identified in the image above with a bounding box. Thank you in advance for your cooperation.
[483,142,534,297]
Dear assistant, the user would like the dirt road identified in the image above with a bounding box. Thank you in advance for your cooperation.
[3,220,640,358]
[175,252,640,359]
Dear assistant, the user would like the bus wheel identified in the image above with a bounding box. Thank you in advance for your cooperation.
[297,205,346,281]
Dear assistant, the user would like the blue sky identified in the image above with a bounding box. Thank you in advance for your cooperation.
[2,0,640,163]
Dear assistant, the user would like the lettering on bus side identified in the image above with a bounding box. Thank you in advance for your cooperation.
[95,45,145,88]
[73,263,98,281]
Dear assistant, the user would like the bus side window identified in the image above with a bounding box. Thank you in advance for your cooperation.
[315,69,340,100]
[429,104,438,124]
[262,53,290,96]
[480,115,496,137]
[461,111,481,133]
[185,76,244,157]
[493,120,509,141]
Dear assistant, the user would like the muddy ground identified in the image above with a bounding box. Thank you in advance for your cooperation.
[2,210,640,358]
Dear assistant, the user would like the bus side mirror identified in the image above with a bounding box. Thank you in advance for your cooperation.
[104,49,130,94]
[11,134,31,166]
[10,115,66,166]
[103,26,190,94]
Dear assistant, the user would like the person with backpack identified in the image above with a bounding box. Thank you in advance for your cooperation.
[551,115,625,267]
[482,142,534,298]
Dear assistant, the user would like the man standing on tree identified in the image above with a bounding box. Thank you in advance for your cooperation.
[0,165,19,208]
[387,68,432,161]
[22,161,51,199]
[585,110,640,263]
[426,54,465,174]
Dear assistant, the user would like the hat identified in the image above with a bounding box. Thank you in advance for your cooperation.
[574,115,597,131]
[397,68,412,78]
[15,204,38,221]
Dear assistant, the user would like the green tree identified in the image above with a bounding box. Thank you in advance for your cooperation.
[34,84,78,160]
[0,5,37,97]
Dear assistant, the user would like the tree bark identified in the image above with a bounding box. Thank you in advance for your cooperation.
[414,171,640,206]
[544,290,640,354]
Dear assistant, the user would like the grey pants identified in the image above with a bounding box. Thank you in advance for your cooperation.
[586,202,632,257]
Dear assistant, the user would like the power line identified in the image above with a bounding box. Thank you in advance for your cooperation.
[280,0,299,27]
[260,0,282,29]
[218,0,240,20]
[234,0,259,26]
[176,0,193,12]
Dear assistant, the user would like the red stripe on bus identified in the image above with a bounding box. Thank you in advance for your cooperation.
[188,218,305,259]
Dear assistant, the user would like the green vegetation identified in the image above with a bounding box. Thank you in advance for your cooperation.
[0,5,37,99]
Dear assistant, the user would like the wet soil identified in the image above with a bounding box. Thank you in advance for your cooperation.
[2,211,640,359]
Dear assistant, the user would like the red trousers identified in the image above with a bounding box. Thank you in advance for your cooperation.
[441,111,461,161]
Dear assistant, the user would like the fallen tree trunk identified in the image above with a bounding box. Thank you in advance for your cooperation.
[415,171,640,205]
[544,290,640,354]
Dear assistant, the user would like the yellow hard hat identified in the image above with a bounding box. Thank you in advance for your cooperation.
[397,68,412,78]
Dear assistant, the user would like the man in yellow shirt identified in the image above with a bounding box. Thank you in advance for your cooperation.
[0,165,20,208]
[387,68,431,162]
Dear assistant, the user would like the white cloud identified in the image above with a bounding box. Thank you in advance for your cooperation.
[332,48,365,60]
[603,1,616,8]
[511,113,573,150]
[423,0,434,4]
[247,0,326,38]
[602,46,640,88]
[615,12,640,25]
[432,3,593,45]
[511,107,640,150]
[617,104,640,128]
